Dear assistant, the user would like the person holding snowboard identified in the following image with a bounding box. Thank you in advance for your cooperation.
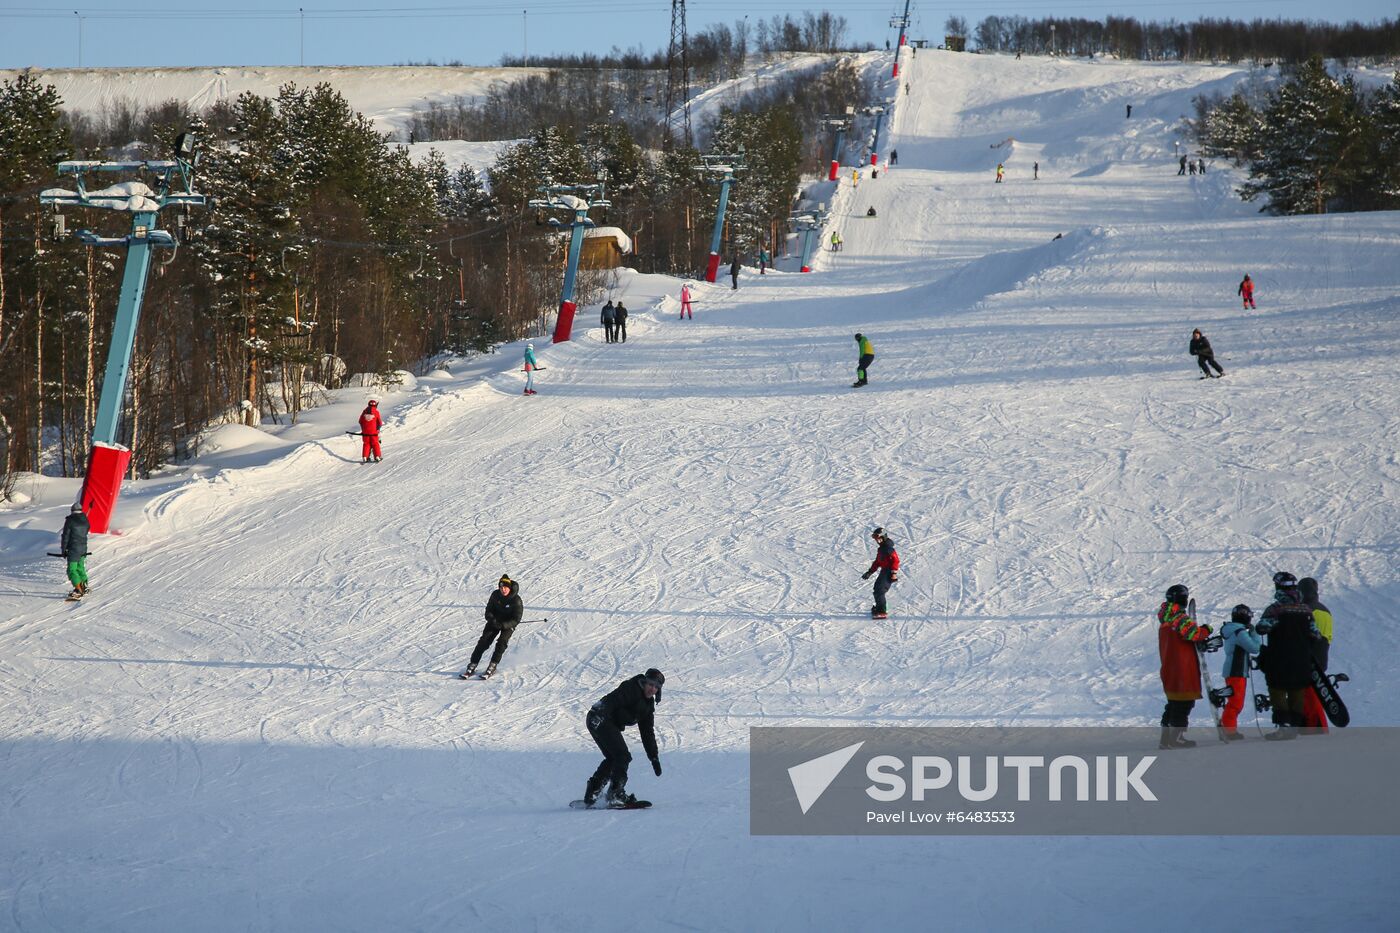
[523,342,539,395]
[359,399,383,463]
[1157,583,1212,748]
[60,502,91,600]
[1255,571,1324,739]
[679,283,694,320]
[1299,576,1333,731]
[582,669,665,808]
[615,302,629,343]
[853,332,874,387]
[1238,274,1255,310]
[1189,329,1224,378]
[862,527,899,619]
[1219,604,1261,740]
[461,574,524,679]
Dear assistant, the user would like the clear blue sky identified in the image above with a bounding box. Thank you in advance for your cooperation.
[1,0,1394,69]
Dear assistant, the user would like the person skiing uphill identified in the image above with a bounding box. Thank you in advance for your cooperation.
[1256,571,1324,739]
[1157,583,1212,748]
[1299,576,1333,731]
[1189,329,1224,378]
[582,669,665,808]
[461,575,524,679]
[1238,274,1255,310]
[1219,604,1261,740]
[60,502,91,600]
[359,399,383,463]
[853,332,874,387]
[523,342,539,395]
[862,527,900,619]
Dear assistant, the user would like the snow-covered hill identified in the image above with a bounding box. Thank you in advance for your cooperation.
[3,49,1398,931]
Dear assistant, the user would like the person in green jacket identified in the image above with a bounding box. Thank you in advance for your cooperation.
[853,333,874,387]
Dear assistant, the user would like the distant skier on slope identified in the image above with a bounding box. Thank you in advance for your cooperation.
[995,163,1005,183]
[461,575,524,679]
[359,399,383,463]
[853,332,874,387]
[1218,604,1261,740]
[1189,329,1225,379]
[60,502,91,600]
[730,256,741,290]
[679,283,694,319]
[1255,571,1324,739]
[582,669,665,808]
[862,527,899,619]
[889,149,898,165]
[523,342,539,396]
[1237,274,1255,310]
[1157,583,1212,748]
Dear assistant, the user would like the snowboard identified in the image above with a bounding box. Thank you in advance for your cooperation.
[569,799,652,811]
[1309,661,1350,727]
[1190,598,1229,743]
[64,585,92,602]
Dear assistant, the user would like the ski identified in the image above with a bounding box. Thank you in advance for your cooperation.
[569,799,652,810]
[1309,661,1350,727]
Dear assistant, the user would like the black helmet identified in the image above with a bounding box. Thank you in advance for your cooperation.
[1164,584,1189,605]
[643,668,665,703]
[1299,577,1319,601]
[854,333,863,340]
[1232,604,1253,625]
[1272,571,1297,589]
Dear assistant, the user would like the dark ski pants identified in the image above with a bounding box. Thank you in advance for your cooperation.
[470,622,514,666]
[603,322,616,343]
[1267,686,1308,727]
[856,353,873,384]
[617,321,627,342]
[873,570,893,615]
[731,274,739,290]
[1160,698,1195,728]
[1197,354,1223,377]
[586,709,631,790]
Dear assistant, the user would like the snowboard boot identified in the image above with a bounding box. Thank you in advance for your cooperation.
[871,611,889,619]
[66,588,83,600]
[607,786,638,809]
[584,774,608,808]
[1158,727,1196,749]
[460,662,477,679]
[481,662,498,679]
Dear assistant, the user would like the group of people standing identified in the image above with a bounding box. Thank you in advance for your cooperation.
[1177,155,1208,175]
[1157,572,1336,747]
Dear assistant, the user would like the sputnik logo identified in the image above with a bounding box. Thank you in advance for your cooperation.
[788,742,865,814]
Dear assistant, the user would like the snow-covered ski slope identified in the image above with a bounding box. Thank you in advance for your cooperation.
[3,50,1400,931]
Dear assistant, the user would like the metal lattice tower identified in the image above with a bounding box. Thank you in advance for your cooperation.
[664,0,692,149]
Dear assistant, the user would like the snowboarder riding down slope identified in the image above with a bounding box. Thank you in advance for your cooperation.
[1157,583,1212,748]
[461,575,524,679]
[853,333,874,387]
[523,342,539,395]
[359,399,383,463]
[1189,329,1224,378]
[60,502,90,600]
[862,527,899,619]
[995,163,1005,183]
[1237,274,1255,310]
[583,669,665,808]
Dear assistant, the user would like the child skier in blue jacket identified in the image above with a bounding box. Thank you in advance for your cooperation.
[1219,604,1262,739]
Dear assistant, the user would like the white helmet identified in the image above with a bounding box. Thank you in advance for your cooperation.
[526,342,534,350]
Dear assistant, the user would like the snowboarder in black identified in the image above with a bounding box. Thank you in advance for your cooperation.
[60,502,91,599]
[583,669,665,807]
[862,527,900,619]
[461,575,524,679]
[1189,329,1224,378]
[1255,571,1324,739]
[889,149,898,165]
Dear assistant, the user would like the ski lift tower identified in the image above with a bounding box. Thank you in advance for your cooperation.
[39,133,206,534]
[864,103,890,166]
[790,204,830,273]
[530,183,610,344]
[890,0,912,77]
[820,108,854,182]
[699,149,744,283]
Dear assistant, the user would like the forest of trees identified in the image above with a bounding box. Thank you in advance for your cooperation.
[0,66,851,491]
[1193,58,1400,214]
[971,15,1399,63]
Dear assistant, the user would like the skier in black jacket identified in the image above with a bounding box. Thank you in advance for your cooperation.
[461,575,524,679]
[1189,329,1224,378]
[1255,571,1324,739]
[583,669,665,807]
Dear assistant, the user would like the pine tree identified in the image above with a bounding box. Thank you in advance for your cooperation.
[1370,72,1400,210]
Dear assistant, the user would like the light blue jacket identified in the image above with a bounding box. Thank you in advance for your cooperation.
[1220,620,1261,680]
[524,346,538,369]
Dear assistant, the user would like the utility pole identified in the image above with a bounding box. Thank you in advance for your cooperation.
[663,0,691,148]
[523,10,528,67]
[819,109,854,182]
[698,150,744,283]
[299,8,305,66]
[40,133,206,533]
[74,11,84,67]
[889,0,911,78]
[529,184,610,343]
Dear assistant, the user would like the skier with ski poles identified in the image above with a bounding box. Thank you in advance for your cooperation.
[1298,576,1333,731]
[581,669,665,808]
[1218,604,1261,740]
[852,332,874,387]
[1189,329,1224,378]
[460,574,524,679]
[861,527,899,619]
[1255,571,1324,739]
[1157,583,1213,748]
[60,502,91,600]
[523,342,539,396]
[679,283,694,320]
[358,399,383,463]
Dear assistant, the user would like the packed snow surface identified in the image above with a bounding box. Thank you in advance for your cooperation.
[3,49,1399,931]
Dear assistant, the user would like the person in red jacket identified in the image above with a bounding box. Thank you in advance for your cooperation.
[359,399,383,463]
[862,527,900,619]
[1238,274,1255,310]
[1157,583,1213,748]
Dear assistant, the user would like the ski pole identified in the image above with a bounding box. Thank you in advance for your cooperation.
[48,552,90,558]
[516,617,549,625]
